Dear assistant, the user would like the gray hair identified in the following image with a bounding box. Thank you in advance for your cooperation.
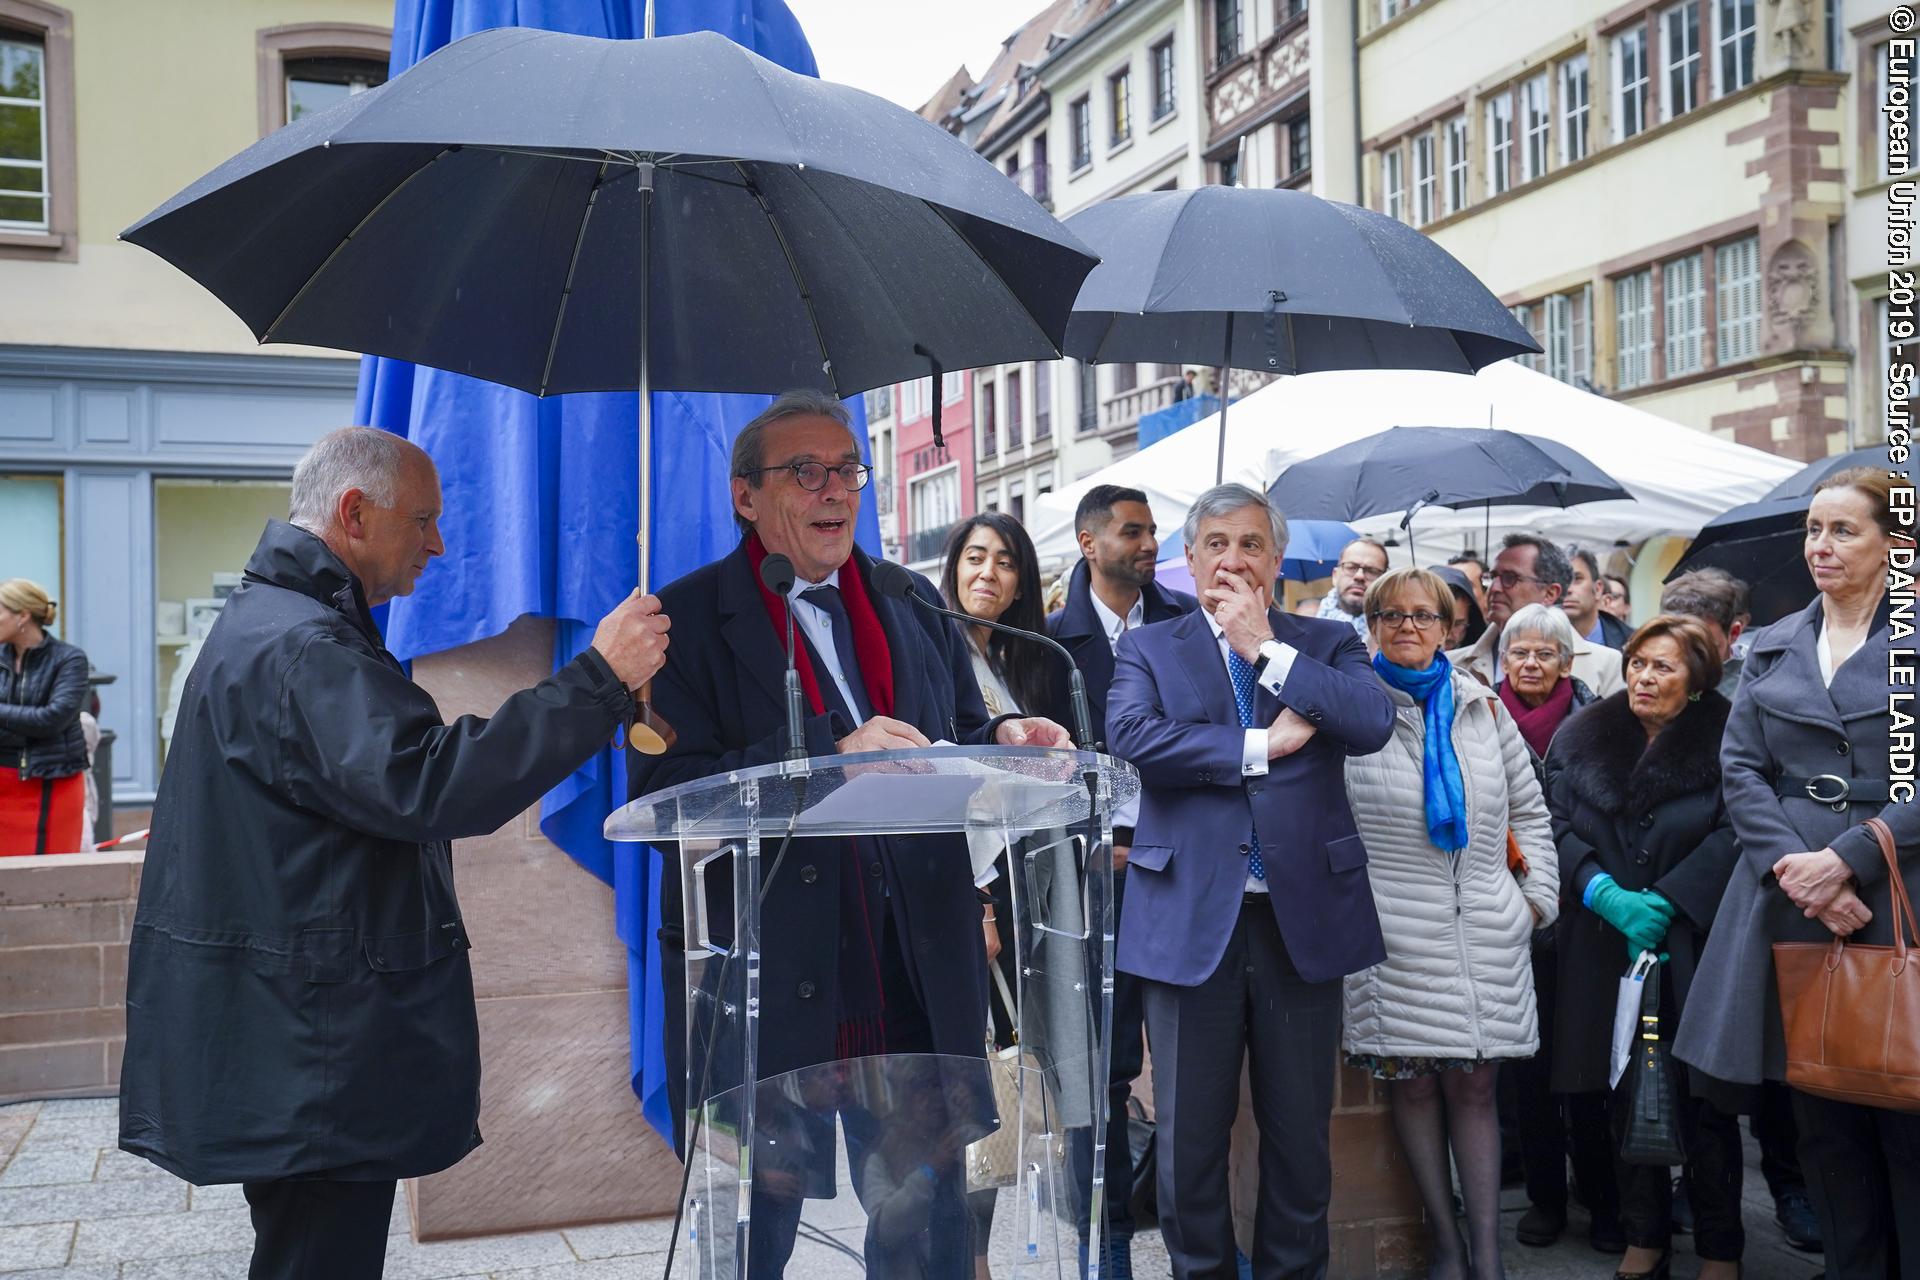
[1182,484,1289,560]
[1498,602,1578,668]
[730,388,856,532]
[1501,532,1572,596]
[288,427,423,532]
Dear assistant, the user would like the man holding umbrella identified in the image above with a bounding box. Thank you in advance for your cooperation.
[119,428,673,1279]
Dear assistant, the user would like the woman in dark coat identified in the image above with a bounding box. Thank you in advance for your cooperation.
[1545,616,1742,1280]
[1675,467,1920,1280]
[0,578,91,856]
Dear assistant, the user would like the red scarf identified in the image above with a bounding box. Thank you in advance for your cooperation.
[745,534,894,719]
[1498,676,1575,759]
[744,533,896,1059]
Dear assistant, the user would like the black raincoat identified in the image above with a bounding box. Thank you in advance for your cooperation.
[119,520,634,1184]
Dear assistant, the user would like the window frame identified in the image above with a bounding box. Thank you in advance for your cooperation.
[1714,233,1762,364]
[1615,268,1654,390]
[1545,285,1592,386]
[1411,131,1436,226]
[1287,111,1311,178]
[1069,95,1093,172]
[1151,37,1177,122]
[1381,144,1405,222]
[256,23,392,137]
[1006,368,1025,450]
[0,0,73,261]
[1662,250,1706,377]
[1559,53,1590,165]
[1108,65,1132,148]
[1216,0,1243,67]
[1711,0,1755,98]
[1612,25,1649,143]
[1520,72,1551,183]
[1443,113,1469,214]
[1485,92,1514,197]
[1659,2,1701,123]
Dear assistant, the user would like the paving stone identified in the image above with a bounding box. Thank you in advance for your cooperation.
[118,1250,253,1280]
[0,1174,185,1225]
[560,1217,675,1259]
[0,1221,72,1273]
[0,1266,115,1280]
[68,1205,254,1264]
[30,1098,116,1120]
[14,1113,116,1151]
[91,1149,175,1183]
[496,1260,671,1279]
[0,1150,95,1187]
[189,1181,247,1212]
[378,1228,576,1279]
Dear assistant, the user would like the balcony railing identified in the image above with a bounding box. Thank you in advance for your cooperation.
[1102,373,1185,433]
[907,521,959,565]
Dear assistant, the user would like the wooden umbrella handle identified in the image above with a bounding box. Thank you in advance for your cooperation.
[628,679,677,755]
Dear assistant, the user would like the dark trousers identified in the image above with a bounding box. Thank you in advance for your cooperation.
[1071,865,1147,1244]
[1144,898,1341,1280]
[1514,943,1617,1224]
[1792,1088,1920,1280]
[1751,1079,1806,1201]
[1615,1095,1744,1261]
[243,1179,395,1280]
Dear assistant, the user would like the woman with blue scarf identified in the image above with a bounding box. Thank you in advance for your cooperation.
[1343,567,1559,1280]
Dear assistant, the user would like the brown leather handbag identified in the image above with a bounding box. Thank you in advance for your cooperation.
[1772,818,1920,1112]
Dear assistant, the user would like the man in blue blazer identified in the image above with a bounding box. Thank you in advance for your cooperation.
[1047,484,1194,1278]
[1107,484,1394,1280]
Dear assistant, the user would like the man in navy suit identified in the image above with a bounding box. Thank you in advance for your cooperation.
[631,389,1068,1277]
[1047,484,1194,1278]
[1108,484,1394,1280]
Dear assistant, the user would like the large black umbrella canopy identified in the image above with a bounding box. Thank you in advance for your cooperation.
[1266,426,1627,523]
[1664,496,1813,627]
[121,26,1098,399]
[1063,188,1539,372]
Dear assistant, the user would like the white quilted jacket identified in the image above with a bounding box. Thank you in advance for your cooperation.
[1341,673,1559,1060]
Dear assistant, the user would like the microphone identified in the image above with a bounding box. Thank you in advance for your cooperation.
[757,553,809,763]
[869,559,1097,752]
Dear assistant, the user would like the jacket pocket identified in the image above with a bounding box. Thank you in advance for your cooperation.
[364,921,471,973]
[1127,844,1173,872]
[1326,833,1368,872]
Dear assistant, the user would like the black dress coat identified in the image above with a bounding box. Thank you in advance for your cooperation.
[0,632,90,780]
[633,540,1008,1119]
[119,521,634,1184]
[1543,690,1738,1093]
[1045,559,1195,751]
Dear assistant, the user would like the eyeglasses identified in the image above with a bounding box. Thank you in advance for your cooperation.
[740,461,873,492]
[1504,646,1563,666]
[1487,569,1544,590]
[1336,561,1386,579]
[1370,609,1444,630]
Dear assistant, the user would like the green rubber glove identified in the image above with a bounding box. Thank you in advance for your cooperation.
[1587,874,1676,958]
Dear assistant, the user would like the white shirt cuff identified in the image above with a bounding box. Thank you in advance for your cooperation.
[1242,729,1268,776]
[1256,640,1298,696]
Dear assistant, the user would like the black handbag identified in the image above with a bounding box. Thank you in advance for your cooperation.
[1615,961,1686,1166]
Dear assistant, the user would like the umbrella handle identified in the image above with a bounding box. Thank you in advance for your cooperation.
[629,681,677,754]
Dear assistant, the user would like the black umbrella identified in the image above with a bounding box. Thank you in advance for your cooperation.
[1266,427,1627,558]
[1764,446,1888,499]
[123,26,1098,751]
[1664,496,1813,626]
[1061,187,1541,481]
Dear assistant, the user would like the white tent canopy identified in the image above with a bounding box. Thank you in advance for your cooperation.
[1030,361,1800,564]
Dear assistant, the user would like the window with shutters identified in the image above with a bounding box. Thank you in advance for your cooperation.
[1615,270,1654,389]
[1663,252,1705,376]
[1559,55,1589,165]
[1510,304,1545,373]
[1411,133,1436,226]
[1661,3,1700,121]
[1382,146,1405,221]
[1545,287,1592,386]
[1520,74,1550,182]
[1714,236,1761,363]
[1485,94,1513,196]
[1613,26,1648,141]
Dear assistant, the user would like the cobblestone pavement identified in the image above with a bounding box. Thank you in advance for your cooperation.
[0,1098,1822,1278]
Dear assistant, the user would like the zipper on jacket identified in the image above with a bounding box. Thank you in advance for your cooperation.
[1449,709,1485,1053]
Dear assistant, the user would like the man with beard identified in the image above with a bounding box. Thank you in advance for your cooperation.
[1316,537,1388,639]
[1047,483,1194,1278]
[1449,533,1624,697]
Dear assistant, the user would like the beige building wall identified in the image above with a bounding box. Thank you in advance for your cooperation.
[0,0,390,356]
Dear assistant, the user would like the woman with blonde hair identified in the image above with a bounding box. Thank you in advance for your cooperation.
[0,579,91,855]
[1344,565,1558,1280]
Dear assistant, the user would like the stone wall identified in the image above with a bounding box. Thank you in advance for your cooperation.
[0,851,141,1104]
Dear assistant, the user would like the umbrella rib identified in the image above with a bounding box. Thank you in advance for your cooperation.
[733,161,838,393]
[262,148,455,345]
[538,160,611,398]
[467,144,639,168]
[924,200,1064,358]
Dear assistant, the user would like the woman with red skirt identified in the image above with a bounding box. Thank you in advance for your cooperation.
[0,579,90,855]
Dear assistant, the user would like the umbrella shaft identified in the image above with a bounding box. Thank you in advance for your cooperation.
[638,166,653,595]
[1214,325,1234,485]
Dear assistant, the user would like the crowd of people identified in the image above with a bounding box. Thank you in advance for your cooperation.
[96,394,1914,1280]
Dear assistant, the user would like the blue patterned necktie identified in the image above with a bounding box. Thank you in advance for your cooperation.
[1226,649,1267,882]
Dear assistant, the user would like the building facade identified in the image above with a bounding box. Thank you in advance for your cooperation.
[1347,0,1897,458]
[0,0,390,805]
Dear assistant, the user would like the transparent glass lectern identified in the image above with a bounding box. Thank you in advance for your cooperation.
[606,746,1137,1280]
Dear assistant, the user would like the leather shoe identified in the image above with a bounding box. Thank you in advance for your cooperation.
[1774,1189,1822,1252]
[1614,1249,1671,1280]
[1517,1204,1566,1247]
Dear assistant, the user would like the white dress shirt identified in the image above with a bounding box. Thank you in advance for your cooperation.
[1091,587,1147,830]
[1202,608,1301,894]
[786,567,866,722]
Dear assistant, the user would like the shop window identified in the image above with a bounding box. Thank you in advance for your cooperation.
[0,473,62,614]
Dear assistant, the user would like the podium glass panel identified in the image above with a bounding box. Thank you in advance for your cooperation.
[607,748,1137,1279]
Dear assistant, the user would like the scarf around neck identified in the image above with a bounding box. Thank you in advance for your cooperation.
[1372,651,1470,853]
[1498,675,1575,758]
[745,534,895,720]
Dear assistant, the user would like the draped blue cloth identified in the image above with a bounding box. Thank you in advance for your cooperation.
[1369,651,1469,853]
[356,0,875,1145]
